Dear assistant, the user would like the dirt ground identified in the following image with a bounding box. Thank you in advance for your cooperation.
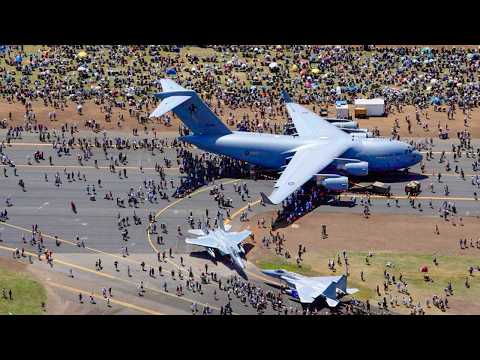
[243,210,480,314]
[246,211,480,257]
[1,98,479,138]
[0,99,177,133]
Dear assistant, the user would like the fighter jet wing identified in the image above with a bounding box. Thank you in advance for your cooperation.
[294,279,340,306]
[282,91,348,138]
[260,141,349,205]
[187,229,207,236]
[294,282,329,303]
[185,235,226,253]
[226,230,252,245]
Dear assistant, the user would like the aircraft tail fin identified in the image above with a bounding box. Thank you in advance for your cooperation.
[281,90,292,103]
[150,79,232,136]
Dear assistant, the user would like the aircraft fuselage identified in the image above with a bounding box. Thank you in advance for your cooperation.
[182,131,422,173]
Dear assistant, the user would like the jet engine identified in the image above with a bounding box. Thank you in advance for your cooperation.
[320,176,349,191]
[331,121,358,129]
[343,161,369,176]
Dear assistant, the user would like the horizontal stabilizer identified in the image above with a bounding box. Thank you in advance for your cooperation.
[325,298,340,307]
[149,95,191,118]
[347,288,359,295]
[160,78,187,92]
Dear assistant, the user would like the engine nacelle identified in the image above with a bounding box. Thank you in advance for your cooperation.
[343,161,369,176]
[331,121,358,129]
[321,176,349,192]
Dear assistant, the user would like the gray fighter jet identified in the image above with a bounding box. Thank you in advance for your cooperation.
[185,219,251,271]
[262,269,358,307]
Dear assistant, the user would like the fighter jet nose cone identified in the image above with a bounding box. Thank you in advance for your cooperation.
[414,151,423,164]
[261,269,277,277]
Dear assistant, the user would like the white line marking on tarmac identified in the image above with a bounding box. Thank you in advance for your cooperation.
[36,202,50,211]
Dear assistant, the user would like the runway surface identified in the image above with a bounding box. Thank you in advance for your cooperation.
[1,130,479,314]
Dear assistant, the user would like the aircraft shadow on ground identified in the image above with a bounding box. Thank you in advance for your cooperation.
[242,243,255,255]
[353,171,429,184]
[189,251,249,280]
[271,197,356,231]
[189,251,218,265]
[255,169,429,185]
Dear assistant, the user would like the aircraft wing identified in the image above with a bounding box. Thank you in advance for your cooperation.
[282,91,348,138]
[185,235,225,252]
[294,282,328,304]
[261,141,349,205]
[226,230,252,245]
[187,229,207,236]
[294,279,341,306]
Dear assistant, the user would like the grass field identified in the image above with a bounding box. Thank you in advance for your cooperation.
[0,267,47,315]
[254,250,480,314]
[257,257,317,276]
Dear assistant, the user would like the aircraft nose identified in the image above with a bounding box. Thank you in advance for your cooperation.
[261,269,276,276]
[413,150,423,164]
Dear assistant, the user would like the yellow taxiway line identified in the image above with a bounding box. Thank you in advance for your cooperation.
[0,249,164,315]
[146,179,241,270]
[4,142,53,147]
[0,244,224,313]
[343,193,478,202]
[0,164,179,172]
[224,199,262,225]
[47,281,165,315]
[2,221,228,310]
[144,178,279,289]
[221,198,284,286]
[1,222,142,266]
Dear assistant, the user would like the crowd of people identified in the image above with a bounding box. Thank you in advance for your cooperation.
[3,45,480,315]
[2,45,480,139]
